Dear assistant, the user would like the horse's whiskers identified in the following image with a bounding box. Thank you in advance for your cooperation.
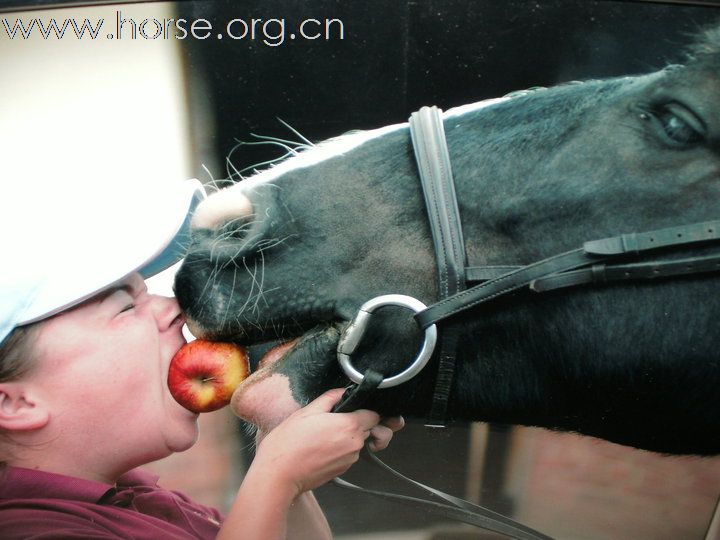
[220,266,238,330]
[223,121,316,181]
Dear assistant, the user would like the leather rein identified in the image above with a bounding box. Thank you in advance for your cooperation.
[330,105,720,539]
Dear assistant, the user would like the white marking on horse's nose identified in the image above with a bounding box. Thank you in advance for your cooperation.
[190,188,253,230]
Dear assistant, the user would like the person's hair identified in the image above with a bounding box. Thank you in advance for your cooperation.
[0,324,41,467]
[0,325,40,383]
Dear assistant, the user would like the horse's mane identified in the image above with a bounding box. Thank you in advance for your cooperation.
[685,24,720,67]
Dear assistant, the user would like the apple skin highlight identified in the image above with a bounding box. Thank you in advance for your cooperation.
[168,340,250,413]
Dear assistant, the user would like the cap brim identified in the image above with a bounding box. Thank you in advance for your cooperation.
[18,179,205,326]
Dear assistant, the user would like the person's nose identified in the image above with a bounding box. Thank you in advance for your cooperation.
[149,295,183,332]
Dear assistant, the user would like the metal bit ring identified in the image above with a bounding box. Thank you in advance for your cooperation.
[337,294,438,389]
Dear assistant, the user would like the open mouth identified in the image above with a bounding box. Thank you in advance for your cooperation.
[221,322,346,389]
[183,308,349,398]
[255,338,300,370]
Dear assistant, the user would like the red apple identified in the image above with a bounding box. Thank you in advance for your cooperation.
[168,340,250,413]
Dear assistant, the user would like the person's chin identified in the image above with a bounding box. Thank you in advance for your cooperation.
[176,401,200,419]
[164,398,200,446]
[166,421,200,453]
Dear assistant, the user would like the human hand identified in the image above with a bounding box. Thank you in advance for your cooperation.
[252,388,401,497]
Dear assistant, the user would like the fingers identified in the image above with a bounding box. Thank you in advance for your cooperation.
[297,392,401,451]
[381,416,405,432]
[367,425,394,452]
[300,388,346,413]
[349,408,381,431]
[367,416,404,452]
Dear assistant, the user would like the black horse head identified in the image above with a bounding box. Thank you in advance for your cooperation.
[175,27,720,455]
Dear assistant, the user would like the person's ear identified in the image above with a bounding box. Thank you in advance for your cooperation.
[0,383,49,431]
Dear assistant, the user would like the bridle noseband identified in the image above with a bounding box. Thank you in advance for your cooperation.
[331,105,720,539]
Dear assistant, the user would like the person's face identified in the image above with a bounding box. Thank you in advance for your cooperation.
[27,272,197,480]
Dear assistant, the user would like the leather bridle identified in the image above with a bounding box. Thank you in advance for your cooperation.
[331,105,720,539]
[339,104,720,420]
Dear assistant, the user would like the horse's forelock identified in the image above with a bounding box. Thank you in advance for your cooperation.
[685,24,720,66]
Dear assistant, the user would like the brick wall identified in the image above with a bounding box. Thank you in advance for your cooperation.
[506,427,720,540]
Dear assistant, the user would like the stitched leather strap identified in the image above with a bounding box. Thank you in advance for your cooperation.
[530,253,720,292]
[584,221,720,255]
[417,220,720,329]
[466,253,720,292]
[416,247,595,328]
[410,106,468,297]
[466,265,522,281]
[409,106,467,427]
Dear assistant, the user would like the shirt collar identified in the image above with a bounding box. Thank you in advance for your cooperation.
[0,466,159,503]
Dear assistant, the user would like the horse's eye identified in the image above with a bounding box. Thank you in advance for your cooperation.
[645,102,704,147]
[658,108,701,145]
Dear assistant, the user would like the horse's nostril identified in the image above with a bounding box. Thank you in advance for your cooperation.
[189,183,285,263]
[190,188,253,231]
[216,214,256,239]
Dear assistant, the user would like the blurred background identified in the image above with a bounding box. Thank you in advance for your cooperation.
[2,0,720,538]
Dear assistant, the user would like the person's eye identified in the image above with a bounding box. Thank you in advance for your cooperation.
[119,303,135,314]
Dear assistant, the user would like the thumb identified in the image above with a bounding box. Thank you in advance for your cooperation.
[301,388,346,413]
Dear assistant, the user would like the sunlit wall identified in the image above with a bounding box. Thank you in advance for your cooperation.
[0,1,193,296]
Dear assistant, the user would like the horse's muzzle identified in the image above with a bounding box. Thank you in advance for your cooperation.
[188,183,285,262]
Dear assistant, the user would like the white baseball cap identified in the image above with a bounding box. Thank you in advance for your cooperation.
[0,178,206,345]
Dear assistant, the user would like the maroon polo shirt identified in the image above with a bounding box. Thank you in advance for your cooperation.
[0,466,224,539]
